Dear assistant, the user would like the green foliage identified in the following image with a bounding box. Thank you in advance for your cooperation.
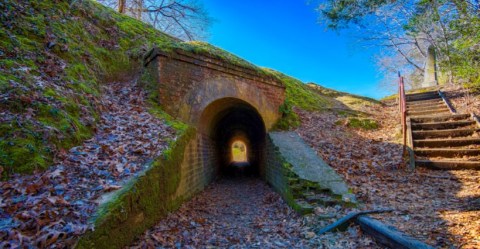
[346,118,379,130]
[317,0,480,89]
[450,17,480,88]
[1,0,268,176]
[247,69,331,130]
[273,99,301,130]
[265,69,331,111]
[317,0,390,29]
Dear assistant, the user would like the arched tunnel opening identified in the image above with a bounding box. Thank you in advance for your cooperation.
[200,98,267,178]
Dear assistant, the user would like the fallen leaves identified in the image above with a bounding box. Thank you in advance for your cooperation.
[296,100,480,248]
[0,81,176,247]
[129,178,379,249]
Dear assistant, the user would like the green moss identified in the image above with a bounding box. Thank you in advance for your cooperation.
[77,127,195,249]
[43,88,57,97]
[0,0,170,176]
[66,63,89,81]
[273,99,301,130]
[175,41,277,78]
[336,95,378,111]
[0,122,51,176]
[262,69,334,130]
[267,70,331,111]
[346,118,379,130]
[307,83,380,103]
[381,93,397,101]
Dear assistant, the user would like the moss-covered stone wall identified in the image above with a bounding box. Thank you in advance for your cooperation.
[263,135,300,210]
[174,133,218,199]
[76,127,218,248]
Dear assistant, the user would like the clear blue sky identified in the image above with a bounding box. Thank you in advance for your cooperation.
[202,0,391,99]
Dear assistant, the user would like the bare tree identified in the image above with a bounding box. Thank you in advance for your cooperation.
[97,0,211,40]
[316,0,465,92]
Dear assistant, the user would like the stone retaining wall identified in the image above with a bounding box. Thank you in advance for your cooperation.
[77,128,219,248]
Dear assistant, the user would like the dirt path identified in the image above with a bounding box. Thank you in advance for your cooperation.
[129,177,306,248]
[129,177,380,249]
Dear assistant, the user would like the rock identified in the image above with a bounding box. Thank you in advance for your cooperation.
[304,231,316,239]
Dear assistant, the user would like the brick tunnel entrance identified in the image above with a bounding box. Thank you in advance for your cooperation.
[200,98,266,177]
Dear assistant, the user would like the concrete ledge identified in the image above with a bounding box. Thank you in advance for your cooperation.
[269,132,355,204]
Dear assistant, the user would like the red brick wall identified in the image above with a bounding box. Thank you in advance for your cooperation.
[146,49,286,130]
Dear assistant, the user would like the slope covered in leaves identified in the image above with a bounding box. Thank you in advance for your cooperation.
[0,80,179,247]
[264,69,382,130]
[296,98,480,248]
[0,0,276,177]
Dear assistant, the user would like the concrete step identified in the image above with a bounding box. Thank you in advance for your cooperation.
[407,99,444,107]
[406,95,441,102]
[412,128,479,139]
[411,120,476,130]
[415,148,480,157]
[407,103,447,111]
[410,114,470,123]
[406,90,439,95]
[303,193,339,206]
[416,159,480,170]
[408,108,451,116]
[414,138,480,148]
[294,199,315,214]
[406,92,439,101]
[269,132,355,204]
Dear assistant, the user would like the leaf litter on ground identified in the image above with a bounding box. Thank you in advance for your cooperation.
[296,99,479,248]
[0,80,176,247]
[129,178,380,249]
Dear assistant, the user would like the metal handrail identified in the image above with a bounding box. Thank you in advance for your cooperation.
[438,90,456,114]
[398,74,416,169]
[398,74,407,155]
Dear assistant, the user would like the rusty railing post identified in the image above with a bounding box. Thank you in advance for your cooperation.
[398,73,407,159]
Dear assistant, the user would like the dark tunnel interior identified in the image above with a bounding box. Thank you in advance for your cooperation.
[201,98,267,177]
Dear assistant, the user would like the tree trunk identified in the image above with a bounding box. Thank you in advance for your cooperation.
[118,0,126,13]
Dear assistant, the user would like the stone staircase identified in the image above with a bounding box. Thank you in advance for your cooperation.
[406,91,480,169]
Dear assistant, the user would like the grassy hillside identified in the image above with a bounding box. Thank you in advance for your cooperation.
[306,83,380,108]
[0,0,274,176]
[0,0,380,176]
[261,70,331,129]
[265,70,381,130]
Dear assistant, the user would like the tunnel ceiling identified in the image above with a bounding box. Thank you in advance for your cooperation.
[213,106,265,143]
[200,98,267,172]
[200,98,266,139]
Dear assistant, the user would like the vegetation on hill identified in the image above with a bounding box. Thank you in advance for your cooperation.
[306,83,380,105]
[265,69,381,130]
[263,70,331,130]
[0,0,273,177]
[0,0,380,176]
